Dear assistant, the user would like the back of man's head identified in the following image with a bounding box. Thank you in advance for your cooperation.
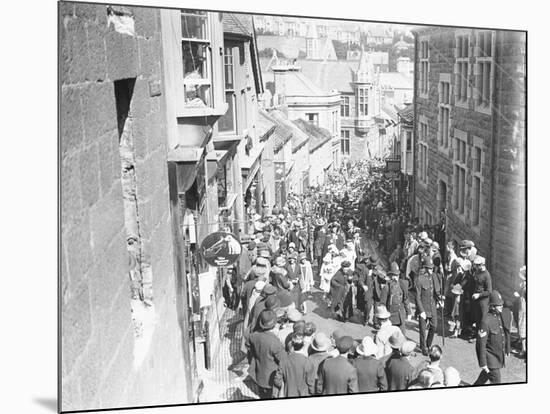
[429,345,442,363]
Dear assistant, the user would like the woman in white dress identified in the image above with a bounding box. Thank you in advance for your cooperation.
[341,241,357,271]
[320,245,339,305]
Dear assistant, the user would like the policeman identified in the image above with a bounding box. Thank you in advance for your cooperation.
[415,256,443,356]
[474,290,511,385]
[471,256,492,331]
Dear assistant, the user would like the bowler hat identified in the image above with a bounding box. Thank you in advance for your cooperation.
[258,309,277,330]
[369,255,378,264]
[388,261,400,276]
[389,330,406,349]
[262,284,276,296]
[356,336,378,356]
[248,241,257,251]
[489,290,504,306]
[311,332,331,352]
[421,257,434,269]
[264,295,281,310]
[336,336,354,353]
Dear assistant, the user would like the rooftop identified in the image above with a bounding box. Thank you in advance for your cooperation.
[397,103,414,123]
[265,109,293,152]
[292,118,333,153]
[256,35,307,59]
[222,13,253,37]
[270,111,310,153]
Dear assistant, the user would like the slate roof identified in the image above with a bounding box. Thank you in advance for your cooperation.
[270,111,310,153]
[222,13,253,36]
[293,60,356,93]
[292,118,333,153]
[378,72,413,90]
[257,109,276,140]
[265,110,293,152]
[397,104,414,124]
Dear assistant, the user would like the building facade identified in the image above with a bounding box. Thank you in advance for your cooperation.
[413,27,526,296]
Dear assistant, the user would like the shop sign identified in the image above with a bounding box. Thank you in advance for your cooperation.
[200,231,242,267]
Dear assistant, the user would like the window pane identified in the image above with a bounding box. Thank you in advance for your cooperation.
[181,11,207,40]
[182,42,208,79]
[473,176,481,225]
[224,47,234,89]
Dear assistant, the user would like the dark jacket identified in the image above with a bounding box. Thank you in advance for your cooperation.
[281,352,316,397]
[308,351,331,394]
[330,269,348,312]
[247,330,287,389]
[476,308,512,369]
[381,278,410,326]
[415,270,441,318]
[385,351,415,391]
[317,355,358,395]
[356,262,374,300]
[472,269,492,300]
[241,279,258,313]
[353,356,387,392]
[271,268,291,291]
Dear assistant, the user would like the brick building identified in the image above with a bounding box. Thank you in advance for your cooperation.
[412,27,526,296]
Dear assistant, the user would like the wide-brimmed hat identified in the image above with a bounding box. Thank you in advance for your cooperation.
[254,280,266,292]
[287,252,298,261]
[298,252,307,261]
[341,260,352,268]
[473,256,486,265]
[356,336,378,356]
[315,218,326,227]
[311,332,331,352]
[389,330,406,349]
[288,242,296,249]
[274,256,286,266]
[287,308,303,323]
[247,241,257,251]
[489,290,504,306]
[451,284,464,295]
[336,336,354,353]
[388,261,400,276]
[255,256,270,267]
[369,255,378,264]
[258,309,277,330]
[375,304,391,319]
[401,340,416,356]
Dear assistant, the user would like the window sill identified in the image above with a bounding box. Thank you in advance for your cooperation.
[177,103,228,119]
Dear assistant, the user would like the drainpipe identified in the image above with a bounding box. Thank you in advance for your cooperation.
[412,31,418,218]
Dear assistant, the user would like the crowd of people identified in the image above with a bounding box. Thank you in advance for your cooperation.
[221,159,526,399]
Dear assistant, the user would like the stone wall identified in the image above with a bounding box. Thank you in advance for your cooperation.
[413,28,526,297]
[60,3,188,411]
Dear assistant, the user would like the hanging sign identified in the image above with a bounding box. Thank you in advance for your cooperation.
[200,231,242,267]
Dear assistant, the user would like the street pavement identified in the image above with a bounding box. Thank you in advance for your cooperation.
[198,234,526,402]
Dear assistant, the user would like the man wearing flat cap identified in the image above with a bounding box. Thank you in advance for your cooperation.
[415,256,443,355]
[474,290,511,385]
[316,336,359,395]
[381,262,411,336]
[471,255,492,332]
[356,255,375,326]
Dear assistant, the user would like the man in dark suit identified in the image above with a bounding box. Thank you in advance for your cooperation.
[384,332,416,391]
[247,310,288,399]
[285,253,303,311]
[415,257,443,355]
[308,332,332,394]
[248,285,278,333]
[280,333,316,397]
[356,255,374,326]
[353,336,387,392]
[474,290,511,385]
[471,256,493,331]
[330,261,350,320]
[316,336,358,395]
[382,262,411,336]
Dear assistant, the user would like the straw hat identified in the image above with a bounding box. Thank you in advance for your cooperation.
[451,284,464,295]
[311,332,331,352]
[375,304,391,319]
[401,340,416,356]
[473,256,486,265]
[287,308,303,323]
[356,336,378,357]
[389,331,406,349]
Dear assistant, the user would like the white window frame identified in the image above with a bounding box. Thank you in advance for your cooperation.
[470,136,484,230]
[452,129,468,220]
[474,30,496,114]
[454,32,471,109]
[306,112,319,127]
[419,37,430,99]
[438,73,452,151]
[181,10,213,108]
[219,44,237,134]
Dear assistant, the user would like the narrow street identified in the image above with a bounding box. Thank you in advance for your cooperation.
[199,232,526,402]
